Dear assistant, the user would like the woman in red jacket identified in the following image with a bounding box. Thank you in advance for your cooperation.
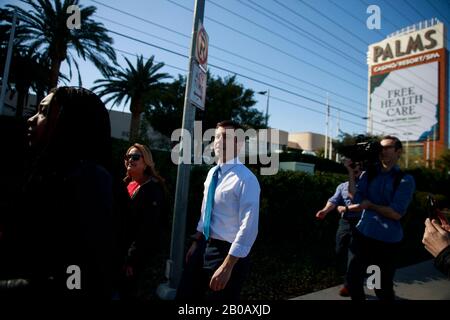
[121,143,166,300]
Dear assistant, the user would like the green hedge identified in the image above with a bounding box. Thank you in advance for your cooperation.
[279,151,347,174]
[111,139,448,299]
[1,119,446,300]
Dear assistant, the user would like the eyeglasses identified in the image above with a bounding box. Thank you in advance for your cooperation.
[381,145,396,150]
[124,153,142,161]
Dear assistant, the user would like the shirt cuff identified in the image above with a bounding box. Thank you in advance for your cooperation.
[229,242,251,258]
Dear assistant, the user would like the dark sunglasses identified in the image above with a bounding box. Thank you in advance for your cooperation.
[124,153,142,161]
[349,163,361,169]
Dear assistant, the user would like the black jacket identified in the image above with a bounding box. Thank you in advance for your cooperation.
[434,245,450,278]
[123,178,165,270]
[1,161,115,299]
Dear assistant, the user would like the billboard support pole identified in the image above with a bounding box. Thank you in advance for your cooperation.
[404,138,409,169]
[432,125,436,169]
[324,93,329,159]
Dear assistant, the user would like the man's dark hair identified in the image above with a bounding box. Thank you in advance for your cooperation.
[381,135,402,150]
[216,120,243,130]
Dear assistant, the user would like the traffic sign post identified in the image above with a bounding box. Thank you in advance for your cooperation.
[189,62,207,110]
[157,0,206,300]
[195,21,209,71]
[190,21,208,110]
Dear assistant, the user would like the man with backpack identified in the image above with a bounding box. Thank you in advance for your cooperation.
[346,135,415,301]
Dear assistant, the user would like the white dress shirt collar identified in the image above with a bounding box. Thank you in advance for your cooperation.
[218,157,241,175]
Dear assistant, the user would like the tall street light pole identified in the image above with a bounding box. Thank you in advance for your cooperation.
[324,94,329,159]
[258,89,270,127]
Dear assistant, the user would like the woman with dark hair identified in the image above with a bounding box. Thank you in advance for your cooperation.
[2,87,115,299]
[120,143,165,300]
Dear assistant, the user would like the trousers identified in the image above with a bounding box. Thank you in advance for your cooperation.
[176,237,250,301]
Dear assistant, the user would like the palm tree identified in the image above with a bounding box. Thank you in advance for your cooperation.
[1,11,67,118]
[11,50,50,118]
[92,55,170,142]
[5,0,116,88]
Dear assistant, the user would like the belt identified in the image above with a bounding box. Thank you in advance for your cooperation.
[206,237,230,246]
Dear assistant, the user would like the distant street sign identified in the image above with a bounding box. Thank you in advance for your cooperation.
[189,62,207,110]
[195,22,208,70]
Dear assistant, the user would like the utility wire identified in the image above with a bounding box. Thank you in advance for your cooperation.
[242,0,363,66]
[273,0,366,57]
[97,13,363,109]
[169,0,368,91]
[298,0,369,46]
[426,0,450,26]
[291,0,439,100]
[108,28,431,135]
[94,14,189,50]
[111,46,392,133]
[91,0,367,109]
[91,0,436,132]
[114,47,187,73]
[239,0,439,108]
[208,0,367,77]
[91,0,190,39]
[212,0,439,117]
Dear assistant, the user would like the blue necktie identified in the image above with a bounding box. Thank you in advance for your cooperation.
[203,166,220,240]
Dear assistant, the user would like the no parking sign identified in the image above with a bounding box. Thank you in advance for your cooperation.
[195,22,208,71]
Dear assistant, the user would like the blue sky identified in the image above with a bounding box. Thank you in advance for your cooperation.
[2,0,449,139]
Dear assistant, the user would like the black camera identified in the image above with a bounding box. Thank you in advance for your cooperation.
[426,194,438,220]
[338,141,381,164]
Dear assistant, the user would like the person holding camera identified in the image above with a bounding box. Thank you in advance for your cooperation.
[346,135,415,301]
[315,161,363,297]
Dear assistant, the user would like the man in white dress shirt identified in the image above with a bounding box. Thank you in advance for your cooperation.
[176,120,260,301]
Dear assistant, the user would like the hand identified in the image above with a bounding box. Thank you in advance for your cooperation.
[422,218,450,257]
[124,265,134,278]
[337,206,347,217]
[436,209,450,231]
[441,223,450,233]
[360,200,372,210]
[186,241,198,263]
[315,209,327,220]
[209,263,233,291]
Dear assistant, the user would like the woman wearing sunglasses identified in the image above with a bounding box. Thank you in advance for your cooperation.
[120,143,166,300]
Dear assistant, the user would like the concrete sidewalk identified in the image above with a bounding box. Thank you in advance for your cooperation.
[292,260,450,300]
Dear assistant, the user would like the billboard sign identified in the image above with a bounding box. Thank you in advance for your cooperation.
[367,22,447,149]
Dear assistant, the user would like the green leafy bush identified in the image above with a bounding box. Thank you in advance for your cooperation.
[110,139,449,299]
